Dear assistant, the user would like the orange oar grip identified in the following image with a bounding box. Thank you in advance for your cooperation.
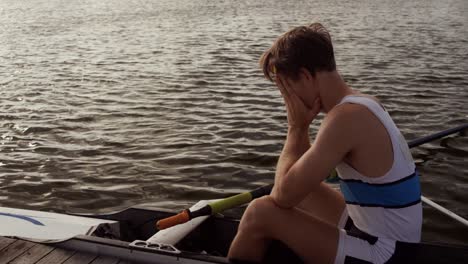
[156,209,191,230]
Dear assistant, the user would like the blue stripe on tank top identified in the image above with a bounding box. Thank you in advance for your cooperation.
[339,171,421,208]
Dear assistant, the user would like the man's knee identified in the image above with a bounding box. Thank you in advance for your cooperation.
[249,195,276,213]
[240,196,277,230]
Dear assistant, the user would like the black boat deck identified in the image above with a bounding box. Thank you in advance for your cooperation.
[0,237,132,264]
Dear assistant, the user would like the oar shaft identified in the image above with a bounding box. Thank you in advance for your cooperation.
[209,192,253,215]
[208,184,274,214]
[421,196,468,228]
[406,123,468,228]
[408,123,468,148]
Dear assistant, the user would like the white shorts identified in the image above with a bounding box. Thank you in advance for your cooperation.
[334,211,396,264]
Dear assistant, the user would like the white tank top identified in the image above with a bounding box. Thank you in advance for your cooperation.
[335,95,422,243]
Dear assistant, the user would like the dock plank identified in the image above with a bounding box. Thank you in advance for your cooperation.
[0,237,17,251]
[89,255,120,264]
[35,248,75,264]
[9,243,55,264]
[62,251,97,264]
[0,239,35,263]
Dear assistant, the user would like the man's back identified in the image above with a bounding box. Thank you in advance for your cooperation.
[334,94,394,178]
[335,95,422,242]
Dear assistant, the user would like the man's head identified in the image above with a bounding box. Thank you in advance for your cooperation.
[259,23,336,82]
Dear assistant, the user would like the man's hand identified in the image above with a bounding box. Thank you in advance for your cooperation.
[276,76,321,129]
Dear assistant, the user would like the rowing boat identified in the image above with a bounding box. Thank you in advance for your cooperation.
[1,205,468,264]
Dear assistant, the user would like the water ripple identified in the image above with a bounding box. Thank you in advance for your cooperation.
[0,0,467,245]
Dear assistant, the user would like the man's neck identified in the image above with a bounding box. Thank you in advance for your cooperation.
[317,71,354,113]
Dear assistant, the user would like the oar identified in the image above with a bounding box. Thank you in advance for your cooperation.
[407,124,468,228]
[326,123,468,182]
[156,123,468,230]
[156,184,273,230]
[421,196,468,228]
[408,123,468,148]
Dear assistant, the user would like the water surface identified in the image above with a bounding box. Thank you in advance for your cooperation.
[0,0,467,245]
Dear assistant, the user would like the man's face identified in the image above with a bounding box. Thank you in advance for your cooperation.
[283,71,319,110]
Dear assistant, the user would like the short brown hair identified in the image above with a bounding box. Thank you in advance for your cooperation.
[259,23,336,82]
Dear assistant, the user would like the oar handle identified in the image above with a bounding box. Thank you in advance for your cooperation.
[156,209,191,230]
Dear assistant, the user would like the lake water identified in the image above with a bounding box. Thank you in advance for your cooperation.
[0,0,467,245]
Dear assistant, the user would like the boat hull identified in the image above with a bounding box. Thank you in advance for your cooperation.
[3,206,468,263]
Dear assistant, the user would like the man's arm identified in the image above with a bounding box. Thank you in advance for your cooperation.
[271,107,356,208]
[274,126,310,189]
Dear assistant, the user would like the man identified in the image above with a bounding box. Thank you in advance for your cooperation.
[228,23,422,264]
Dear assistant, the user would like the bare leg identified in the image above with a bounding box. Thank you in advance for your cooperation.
[228,195,340,264]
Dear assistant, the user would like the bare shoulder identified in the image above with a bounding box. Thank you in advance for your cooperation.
[351,92,385,108]
[318,99,378,145]
[322,101,369,129]
[310,103,366,160]
[354,92,381,102]
[325,92,385,122]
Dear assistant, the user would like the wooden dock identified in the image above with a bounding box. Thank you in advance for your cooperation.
[0,237,133,264]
